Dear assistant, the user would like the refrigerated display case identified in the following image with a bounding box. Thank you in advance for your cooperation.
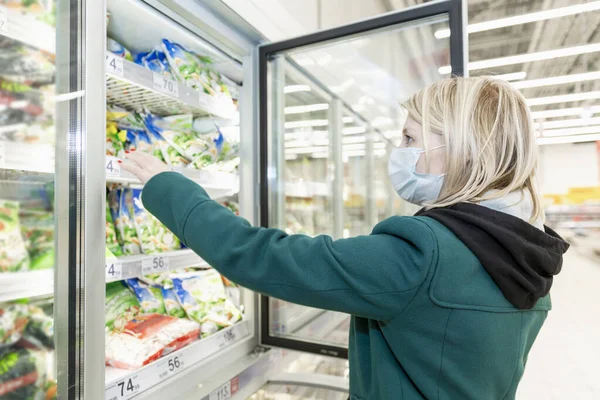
[0,0,465,398]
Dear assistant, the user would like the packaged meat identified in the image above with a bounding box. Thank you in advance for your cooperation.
[105,314,200,370]
[105,281,141,331]
[124,279,166,315]
[0,347,47,399]
[131,189,180,254]
[0,200,30,273]
[172,270,242,337]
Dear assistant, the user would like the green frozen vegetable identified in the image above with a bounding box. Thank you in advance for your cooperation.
[124,279,166,315]
[0,200,30,273]
[19,211,54,270]
[108,188,141,256]
[105,202,122,256]
[131,189,180,254]
[105,281,141,331]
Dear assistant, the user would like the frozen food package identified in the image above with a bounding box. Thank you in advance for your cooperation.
[0,347,47,399]
[136,50,173,80]
[0,304,29,349]
[161,39,213,93]
[0,200,30,273]
[0,43,55,87]
[143,114,189,167]
[172,269,242,337]
[105,121,127,158]
[161,287,186,318]
[20,307,54,350]
[221,276,242,309]
[19,210,54,270]
[124,279,166,315]
[105,202,123,256]
[108,188,141,256]
[131,188,180,254]
[107,37,133,61]
[105,314,200,370]
[105,281,141,331]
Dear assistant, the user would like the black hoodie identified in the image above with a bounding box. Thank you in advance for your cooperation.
[416,203,570,310]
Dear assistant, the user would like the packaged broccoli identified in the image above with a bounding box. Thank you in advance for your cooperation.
[143,114,189,167]
[0,347,47,399]
[105,281,141,331]
[19,210,54,270]
[107,37,133,61]
[0,200,30,273]
[131,189,180,254]
[105,202,122,256]
[161,39,213,93]
[136,50,173,80]
[108,188,141,256]
[124,279,166,315]
[172,270,242,337]
[105,121,127,158]
[161,287,186,318]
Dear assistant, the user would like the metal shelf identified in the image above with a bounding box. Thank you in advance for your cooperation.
[0,6,55,53]
[106,57,236,120]
[105,249,208,283]
[0,269,53,303]
[105,320,252,400]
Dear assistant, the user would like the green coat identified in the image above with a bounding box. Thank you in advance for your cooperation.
[143,172,550,400]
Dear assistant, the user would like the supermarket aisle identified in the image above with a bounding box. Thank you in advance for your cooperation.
[517,250,600,399]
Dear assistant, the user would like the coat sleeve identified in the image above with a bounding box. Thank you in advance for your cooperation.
[142,172,433,321]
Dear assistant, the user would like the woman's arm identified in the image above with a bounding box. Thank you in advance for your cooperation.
[142,171,432,321]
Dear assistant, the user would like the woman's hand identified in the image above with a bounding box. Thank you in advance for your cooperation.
[120,151,171,184]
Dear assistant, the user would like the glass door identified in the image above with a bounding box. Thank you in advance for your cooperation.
[259,0,466,357]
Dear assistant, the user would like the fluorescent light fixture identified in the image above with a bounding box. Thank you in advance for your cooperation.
[439,43,600,72]
[311,151,329,158]
[531,106,600,119]
[537,133,600,145]
[512,71,600,89]
[371,116,393,127]
[344,143,367,151]
[284,103,329,114]
[527,91,600,106]
[343,136,366,144]
[342,116,354,123]
[284,130,328,140]
[285,154,298,160]
[435,1,600,39]
[284,85,311,94]
[286,145,328,154]
[491,71,527,82]
[343,126,366,135]
[535,117,600,130]
[342,150,366,158]
[285,119,329,129]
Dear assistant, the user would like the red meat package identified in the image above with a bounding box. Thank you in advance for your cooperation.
[105,314,200,370]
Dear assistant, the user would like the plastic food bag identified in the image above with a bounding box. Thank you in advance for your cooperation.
[135,50,173,80]
[0,347,47,399]
[161,287,186,318]
[107,37,133,61]
[108,188,141,256]
[143,114,189,167]
[105,202,123,257]
[0,200,30,273]
[172,270,242,337]
[131,189,180,254]
[0,305,30,349]
[105,281,141,330]
[105,121,127,158]
[124,279,166,315]
[19,210,54,270]
[20,309,54,350]
[105,314,200,370]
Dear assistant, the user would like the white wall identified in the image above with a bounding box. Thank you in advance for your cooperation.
[538,142,600,195]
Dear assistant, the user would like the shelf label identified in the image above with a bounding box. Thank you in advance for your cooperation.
[208,381,231,400]
[106,374,141,400]
[0,142,5,167]
[141,256,169,275]
[105,261,122,281]
[0,7,7,33]
[153,74,179,97]
[106,53,124,76]
[215,326,237,350]
[105,156,121,177]
[156,353,186,381]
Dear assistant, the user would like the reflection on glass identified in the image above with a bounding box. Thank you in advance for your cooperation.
[342,113,368,237]
[0,1,57,398]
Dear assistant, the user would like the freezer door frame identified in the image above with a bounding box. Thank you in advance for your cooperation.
[257,0,467,359]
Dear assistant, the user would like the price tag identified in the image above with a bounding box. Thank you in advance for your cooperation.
[106,156,121,177]
[105,261,122,281]
[153,73,179,97]
[209,381,231,400]
[106,53,124,76]
[216,327,237,350]
[106,374,141,400]
[156,353,185,381]
[0,142,5,168]
[141,256,169,275]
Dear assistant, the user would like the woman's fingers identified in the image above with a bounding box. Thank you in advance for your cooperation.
[120,159,145,178]
[122,151,171,184]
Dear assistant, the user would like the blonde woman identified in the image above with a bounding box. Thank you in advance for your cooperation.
[122,76,569,400]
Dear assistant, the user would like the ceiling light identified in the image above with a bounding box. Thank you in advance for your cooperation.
[343,136,366,144]
[311,152,329,158]
[284,85,311,94]
[284,130,328,141]
[491,71,527,81]
[439,43,600,72]
[342,149,366,158]
[512,71,600,89]
[284,103,329,114]
[535,117,600,130]
[342,116,354,123]
[531,106,600,119]
[527,91,600,106]
[285,154,298,160]
[371,116,393,127]
[285,119,329,129]
[343,126,366,135]
[435,1,600,38]
[286,145,328,154]
[542,125,600,137]
[537,133,600,145]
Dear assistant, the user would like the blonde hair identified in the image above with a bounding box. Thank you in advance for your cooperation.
[402,76,543,222]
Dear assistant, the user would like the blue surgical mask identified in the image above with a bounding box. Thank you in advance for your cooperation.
[388,146,445,205]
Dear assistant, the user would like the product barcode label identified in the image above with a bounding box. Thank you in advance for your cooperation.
[105,156,121,177]
[106,53,124,76]
[141,256,169,275]
[105,261,122,281]
[0,7,8,33]
[153,73,179,97]
[106,374,141,400]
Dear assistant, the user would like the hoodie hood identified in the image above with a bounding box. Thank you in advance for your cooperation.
[416,203,570,310]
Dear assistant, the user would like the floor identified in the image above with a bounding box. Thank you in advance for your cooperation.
[516,248,600,399]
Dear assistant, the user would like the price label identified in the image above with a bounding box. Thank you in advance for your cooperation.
[106,53,124,76]
[0,7,7,33]
[216,327,237,350]
[106,374,141,400]
[141,256,169,275]
[106,156,121,177]
[157,354,185,381]
[0,142,5,168]
[153,73,179,97]
[105,261,122,281]
[209,381,231,400]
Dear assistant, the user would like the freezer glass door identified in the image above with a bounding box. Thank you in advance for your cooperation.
[259,0,466,357]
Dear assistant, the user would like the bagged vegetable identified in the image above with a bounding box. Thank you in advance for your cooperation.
[105,202,123,256]
[131,189,180,254]
[107,37,133,61]
[0,305,30,349]
[105,281,141,331]
[0,200,30,273]
[20,309,54,350]
[124,279,166,315]
[172,269,242,337]
[0,347,47,399]
[105,314,200,370]
[108,188,141,256]
[135,50,173,80]
[143,114,189,167]
[105,121,127,158]
[161,287,186,318]
[19,210,54,270]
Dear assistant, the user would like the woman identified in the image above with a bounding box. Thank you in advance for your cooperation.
[122,77,569,400]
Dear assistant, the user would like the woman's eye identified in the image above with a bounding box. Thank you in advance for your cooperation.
[402,135,413,145]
